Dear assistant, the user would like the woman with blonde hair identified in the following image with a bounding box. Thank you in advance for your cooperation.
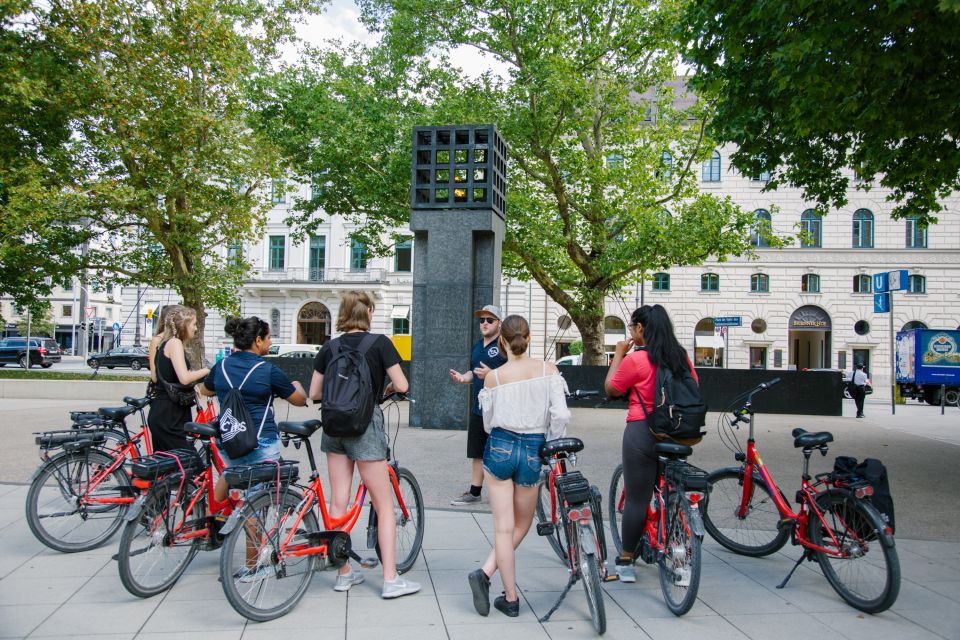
[148,305,210,451]
[309,290,418,599]
[469,314,571,617]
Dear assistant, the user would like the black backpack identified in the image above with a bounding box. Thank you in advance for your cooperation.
[321,334,378,438]
[639,363,707,444]
[832,456,895,534]
[217,359,271,459]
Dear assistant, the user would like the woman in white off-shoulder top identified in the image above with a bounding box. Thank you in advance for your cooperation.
[467,315,571,618]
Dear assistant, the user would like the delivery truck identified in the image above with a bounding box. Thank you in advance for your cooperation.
[895,329,960,405]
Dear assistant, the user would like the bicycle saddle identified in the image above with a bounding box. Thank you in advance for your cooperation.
[98,405,138,421]
[539,437,584,461]
[123,396,151,409]
[654,442,693,458]
[279,420,323,438]
[184,421,218,439]
[791,427,833,448]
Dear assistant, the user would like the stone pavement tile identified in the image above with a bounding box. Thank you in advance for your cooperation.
[896,608,960,639]
[0,508,24,530]
[446,621,550,640]
[138,596,247,634]
[435,593,528,625]
[0,603,58,639]
[428,568,475,596]
[0,484,24,500]
[891,578,960,611]
[422,521,490,550]
[816,610,944,640]
[64,575,150,604]
[920,580,960,603]
[724,612,844,640]
[51,635,132,640]
[515,544,571,570]
[162,570,230,601]
[898,548,960,581]
[521,589,631,624]
[636,615,749,640]
[422,548,486,572]
[0,575,86,606]
[346,590,443,627]
[902,539,960,563]
[231,591,344,630]
[137,632,240,640]
[343,624,448,640]
[313,569,435,598]
[8,549,111,579]
[605,584,712,620]
[541,618,648,640]
[516,565,575,592]
[30,599,161,637]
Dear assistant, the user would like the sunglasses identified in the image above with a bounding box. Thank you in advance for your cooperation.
[479,317,498,325]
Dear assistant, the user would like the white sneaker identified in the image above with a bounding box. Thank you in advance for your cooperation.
[615,564,637,583]
[334,570,364,592]
[381,576,421,599]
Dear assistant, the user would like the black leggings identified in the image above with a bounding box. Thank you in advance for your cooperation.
[621,421,659,557]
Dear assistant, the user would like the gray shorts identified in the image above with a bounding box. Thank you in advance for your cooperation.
[320,406,388,461]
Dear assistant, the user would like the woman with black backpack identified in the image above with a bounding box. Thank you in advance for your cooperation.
[603,304,699,583]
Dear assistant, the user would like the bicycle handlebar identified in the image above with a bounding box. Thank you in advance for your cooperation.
[380,392,415,404]
[568,389,601,399]
[730,378,781,423]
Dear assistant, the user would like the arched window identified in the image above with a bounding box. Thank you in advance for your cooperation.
[800,209,822,248]
[852,209,874,248]
[751,209,771,247]
[652,272,670,291]
[906,216,927,249]
[750,273,769,293]
[853,274,872,293]
[908,274,926,294]
[801,274,820,293]
[902,320,928,331]
[701,151,721,182]
[656,208,672,225]
[701,273,719,292]
[658,151,673,181]
[604,316,626,333]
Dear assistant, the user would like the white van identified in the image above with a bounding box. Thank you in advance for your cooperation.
[555,352,616,366]
[268,343,322,358]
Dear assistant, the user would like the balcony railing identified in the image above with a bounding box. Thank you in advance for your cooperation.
[247,267,387,284]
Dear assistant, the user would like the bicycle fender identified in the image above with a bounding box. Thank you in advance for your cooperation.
[124,495,146,522]
[683,498,706,537]
[219,509,246,536]
[579,524,600,556]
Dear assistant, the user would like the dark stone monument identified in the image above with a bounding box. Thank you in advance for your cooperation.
[408,125,507,429]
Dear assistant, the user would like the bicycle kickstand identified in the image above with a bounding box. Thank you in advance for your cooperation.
[776,550,813,589]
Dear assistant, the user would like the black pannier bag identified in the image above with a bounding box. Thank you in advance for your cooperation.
[831,455,895,534]
[130,448,203,481]
[222,461,299,489]
[555,470,592,505]
[639,364,707,445]
[321,334,378,438]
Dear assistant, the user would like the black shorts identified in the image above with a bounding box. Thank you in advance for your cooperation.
[467,412,488,459]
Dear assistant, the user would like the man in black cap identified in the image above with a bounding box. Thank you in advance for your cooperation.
[448,304,507,505]
[852,362,871,418]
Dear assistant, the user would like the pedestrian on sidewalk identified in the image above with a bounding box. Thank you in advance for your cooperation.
[467,315,570,617]
[448,304,507,506]
[852,363,871,418]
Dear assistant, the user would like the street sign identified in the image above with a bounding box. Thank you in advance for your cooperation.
[874,293,890,313]
[713,316,742,327]
[83,306,94,318]
[112,322,121,334]
[873,272,888,293]
[887,269,908,291]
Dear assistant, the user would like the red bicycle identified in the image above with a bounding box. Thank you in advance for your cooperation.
[701,378,900,613]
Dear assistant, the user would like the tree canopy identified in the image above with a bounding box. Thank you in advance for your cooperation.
[681,0,960,226]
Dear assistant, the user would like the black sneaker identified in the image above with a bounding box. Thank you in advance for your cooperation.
[494,592,519,617]
[468,569,490,616]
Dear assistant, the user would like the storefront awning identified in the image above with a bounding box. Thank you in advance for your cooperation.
[695,335,725,350]
[390,305,410,320]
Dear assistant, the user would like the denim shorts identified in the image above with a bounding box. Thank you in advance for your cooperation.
[482,428,546,487]
[219,437,282,468]
[320,406,388,461]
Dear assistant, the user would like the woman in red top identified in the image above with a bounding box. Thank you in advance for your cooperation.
[603,304,698,582]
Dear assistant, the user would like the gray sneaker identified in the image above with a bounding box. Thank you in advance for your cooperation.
[381,576,421,599]
[615,564,637,583]
[233,565,273,584]
[451,491,481,506]
[333,570,364,592]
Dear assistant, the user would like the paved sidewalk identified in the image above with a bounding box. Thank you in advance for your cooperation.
[1,483,957,640]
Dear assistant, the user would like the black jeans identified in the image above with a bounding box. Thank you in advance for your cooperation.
[852,385,867,416]
[621,421,659,557]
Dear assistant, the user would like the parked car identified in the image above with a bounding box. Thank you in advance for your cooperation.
[267,343,322,356]
[0,337,63,368]
[265,350,317,360]
[555,352,617,366]
[87,346,150,370]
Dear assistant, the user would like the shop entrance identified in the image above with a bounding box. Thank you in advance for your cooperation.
[297,302,331,345]
[789,305,832,369]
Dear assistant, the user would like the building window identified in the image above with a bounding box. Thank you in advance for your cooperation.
[271,179,286,204]
[852,209,874,248]
[701,151,721,182]
[62,305,73,318]
[801,273,820,293]
[906,216,927,249]
[701,273,719,292]
[751,171,771,182]
[606,153,625,170]
[652,272,670,291]
[394,239,412,272]
[64,281,73,292]
[227,242,242,266]
[750,209,771,247]
[751,318,767,334]
[800,209,822,248]
[855,320,871,336]
[908,274,926,294]
[658,151,673,181]
[392,318,410,335]
[350,239,367,272]
[309,235,325,281]
[310,174,324,200]
[268,235,285,271]
[750,273,769,293]
[853,274,872,293]
[106,283,114,294]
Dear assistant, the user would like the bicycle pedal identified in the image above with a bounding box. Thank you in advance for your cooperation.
[358,556,379,569]
[536,522,555,536]
[602,574,619,582]
[777,517,797,531]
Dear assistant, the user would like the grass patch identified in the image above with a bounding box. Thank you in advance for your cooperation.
[0,369,145,382]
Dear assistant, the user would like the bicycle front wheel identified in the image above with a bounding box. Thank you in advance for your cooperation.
[374,467,425,573]
[657,492,701,616]
[575,524,607,635]
[25,449,131,552]
[702,468,790,557]
[117,479,201,597]
[608,465,625,557]
[220,487,318,622]
[808,490,900,613]
[535,472,568,561]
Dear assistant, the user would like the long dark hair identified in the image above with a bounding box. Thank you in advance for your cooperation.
[632,305,690,375]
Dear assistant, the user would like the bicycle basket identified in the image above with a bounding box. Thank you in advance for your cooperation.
[663,461,710,492]
[130,449,203,481]
[35,429,108,451]
[555,470,592,505]
[222,460,299,489]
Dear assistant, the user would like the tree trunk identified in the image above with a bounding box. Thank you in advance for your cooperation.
[574,313,606,366]
[180,287,206,370]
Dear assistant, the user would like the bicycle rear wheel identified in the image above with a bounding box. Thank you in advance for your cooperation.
[575,523,607,635]
[702,467,790,557]
[608,464,625,556]
[117,478,201,597]
[808,490,900,613]
[220,487,318,622]
[657,491,701,616]
[374,467,425,573]
[25,449,131,552]
[535,471,568,561]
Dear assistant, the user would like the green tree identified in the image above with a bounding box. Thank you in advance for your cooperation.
[681,0,960,227]
[16,305,55,338]
[1,0,324,362]
[256,0,764,364]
